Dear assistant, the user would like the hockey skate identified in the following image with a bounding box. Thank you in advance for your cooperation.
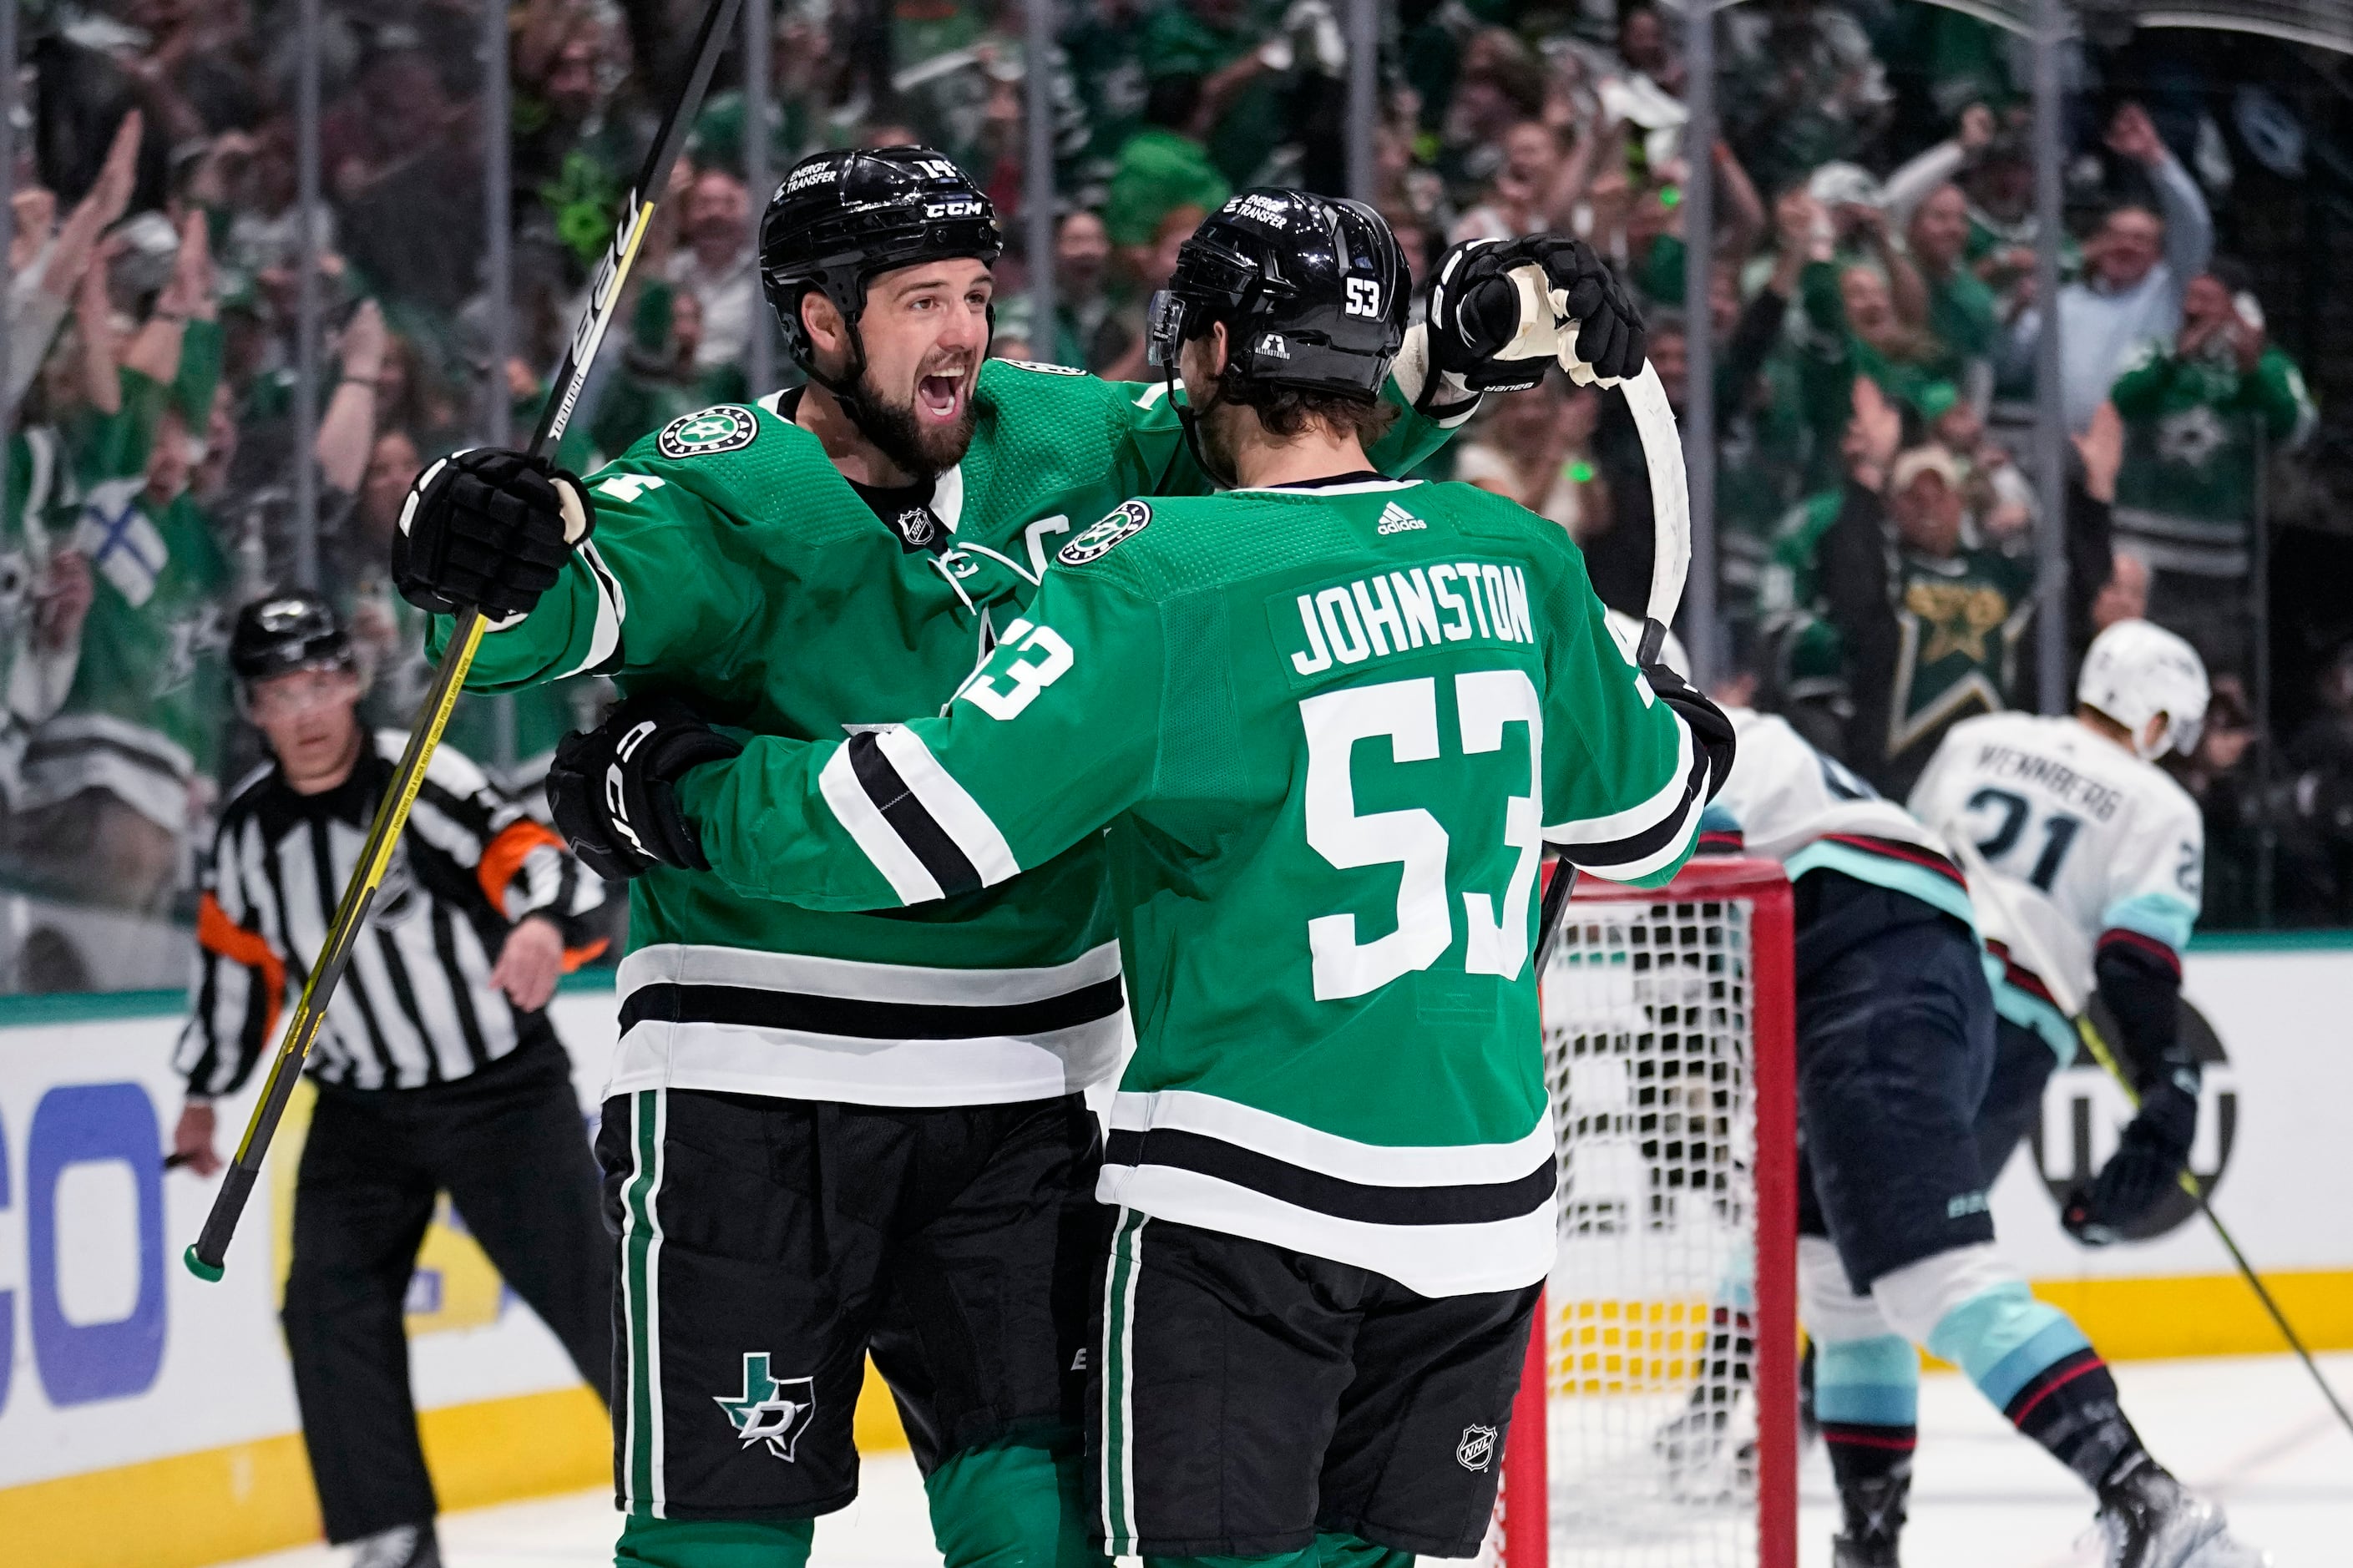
[1829,1470,1908,1568]
[2093,1464,2270,1568]
[349,1522,441,1568]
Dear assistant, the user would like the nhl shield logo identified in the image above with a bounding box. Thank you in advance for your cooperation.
[715,1353,817,1462]
[1456,1424,1497,1472]
[1057,500,1152,566]
[657,405,759,460]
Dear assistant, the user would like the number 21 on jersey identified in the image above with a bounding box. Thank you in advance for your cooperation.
[1301,670,1541,1000]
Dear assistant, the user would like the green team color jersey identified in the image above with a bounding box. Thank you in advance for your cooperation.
[23,359,232,832]
[2109,338,2317,577]
[676,477,1708,1296]
[433,361,1471,1109]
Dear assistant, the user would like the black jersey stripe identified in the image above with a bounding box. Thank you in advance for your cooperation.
[1103,1128,1557,1227]
[1556,740,1710,871]
[430,903,495,1071]
[619,975,1126,1042]
[846,731,984,897]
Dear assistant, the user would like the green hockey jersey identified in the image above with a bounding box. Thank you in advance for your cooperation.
[2110,338,2316,577]
[23,367,233,832]
[675,476,1708,1296]
[434,359,1472,1108]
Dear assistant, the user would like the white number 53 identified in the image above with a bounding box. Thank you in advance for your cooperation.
[958,618,1075,720]
[1303,670,1542,999]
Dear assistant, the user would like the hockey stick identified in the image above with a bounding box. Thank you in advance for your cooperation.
[183,0,747,1282]
[1945,828,2353,1442]
[1530,268,1693,978]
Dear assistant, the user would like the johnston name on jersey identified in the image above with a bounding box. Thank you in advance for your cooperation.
[1907,710,2204,1059]
[428,362,1467,1108]
[673,477,1710,1297]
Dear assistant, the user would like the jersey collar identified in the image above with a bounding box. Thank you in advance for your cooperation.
[1224,473,1421,497]
[764,386,965,548]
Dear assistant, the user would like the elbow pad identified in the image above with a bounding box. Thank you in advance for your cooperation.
[2094,933,2189,1090]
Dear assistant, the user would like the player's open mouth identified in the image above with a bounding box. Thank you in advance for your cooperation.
[917,374,964,422]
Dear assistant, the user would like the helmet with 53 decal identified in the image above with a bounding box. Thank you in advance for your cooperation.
[1147,190,1409,401]
[758,146,1004,388]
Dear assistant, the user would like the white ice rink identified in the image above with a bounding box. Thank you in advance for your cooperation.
[228,1353,2353,1568]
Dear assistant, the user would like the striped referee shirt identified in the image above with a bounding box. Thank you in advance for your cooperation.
[175,731,608,1095]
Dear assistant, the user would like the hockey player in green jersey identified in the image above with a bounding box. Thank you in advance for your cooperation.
[391,149,1652,1568]
[547,193,1730,1568]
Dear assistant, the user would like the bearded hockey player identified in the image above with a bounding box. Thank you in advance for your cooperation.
[1693,642,2261,1568]
[1910,620,2213,1247]
[390,147,1647,1568]
[544,193,1728,1568]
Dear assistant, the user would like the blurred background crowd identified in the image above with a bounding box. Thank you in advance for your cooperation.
[4,0,2353,990]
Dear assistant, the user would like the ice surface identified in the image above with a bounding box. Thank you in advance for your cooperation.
[223,1353,2352,1568]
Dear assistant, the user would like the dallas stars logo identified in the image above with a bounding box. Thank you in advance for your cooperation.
[657,405,759,460]
[713,1353,817,1462]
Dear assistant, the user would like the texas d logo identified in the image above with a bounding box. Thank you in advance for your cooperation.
[715,1353,817,1462]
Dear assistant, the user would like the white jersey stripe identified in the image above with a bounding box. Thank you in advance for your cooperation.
[1109,1090,1552,1187]
[1094,1163,1557,1297]
[874,726,1020,888]
[1542,714,1697,845]
[817,741,946,903]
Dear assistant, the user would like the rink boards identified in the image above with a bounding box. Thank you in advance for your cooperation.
[2,938,2350,1567]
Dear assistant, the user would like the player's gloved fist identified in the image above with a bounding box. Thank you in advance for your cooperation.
[546,694,741,882]
[392,448,595,625]
[1424,238,1564,400]
[1637,621,1738,802]
[1511,235,1647,383]
[2062,1072,2199,1245]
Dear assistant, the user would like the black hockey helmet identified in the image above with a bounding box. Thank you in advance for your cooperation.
[759,146,1003,375]
[230,589,353,688]
[1146,190,1409,401]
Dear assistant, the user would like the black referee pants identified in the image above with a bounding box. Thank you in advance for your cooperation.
[282,1039,612,1543]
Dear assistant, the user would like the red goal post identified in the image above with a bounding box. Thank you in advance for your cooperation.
[1492,857,1798,1568]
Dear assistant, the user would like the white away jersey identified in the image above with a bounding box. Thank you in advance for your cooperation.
[1908,711,2203,1059]
[1703,708,1975,928]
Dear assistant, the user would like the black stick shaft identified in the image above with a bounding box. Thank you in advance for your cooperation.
[186,0,748,1281]
[2191,1176,2353,1440]
[1533,859,1577,979]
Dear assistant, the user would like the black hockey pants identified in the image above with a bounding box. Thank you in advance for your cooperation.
[281,1039,612,1542]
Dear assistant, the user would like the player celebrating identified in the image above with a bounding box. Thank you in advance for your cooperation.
[1909,620,2213,1247]
[390,149,1646,1568]
[172,594,611,1568]
[1693,642,2261,1568]
[544,190,1727,1568]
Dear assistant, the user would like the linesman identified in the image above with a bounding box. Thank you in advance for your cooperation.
[171,592,613,1568]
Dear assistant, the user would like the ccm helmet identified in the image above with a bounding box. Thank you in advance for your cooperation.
[759,147,1002,387]
[2077,618,2210,760]
[1146,189,1409,401]
[230,590,354,689]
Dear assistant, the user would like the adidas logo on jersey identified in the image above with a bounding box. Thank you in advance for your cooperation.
[1375,503,1426,535]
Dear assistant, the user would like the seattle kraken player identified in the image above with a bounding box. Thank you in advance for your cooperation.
[1910,619,2212,1247]
[1680,620,2261,1568]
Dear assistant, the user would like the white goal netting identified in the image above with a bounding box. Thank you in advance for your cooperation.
[1488,865,1796,1568]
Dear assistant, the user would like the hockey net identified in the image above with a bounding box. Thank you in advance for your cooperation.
[1485,858,1798,1568]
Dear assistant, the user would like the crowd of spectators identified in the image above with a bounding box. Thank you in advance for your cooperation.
[0,0,2348,989]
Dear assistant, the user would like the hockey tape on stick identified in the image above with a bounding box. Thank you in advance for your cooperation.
[1528,266,1694,978]
[1945,822,2353,1440]
[184,0,748,1283]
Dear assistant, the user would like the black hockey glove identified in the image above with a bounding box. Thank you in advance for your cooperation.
[392,448,595,624]
[1423,238,1566,401]
[1638,627,1737,803]
[546,695,741,882]
[2062,1070,2199,1245]
[1510,235,1648,383]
